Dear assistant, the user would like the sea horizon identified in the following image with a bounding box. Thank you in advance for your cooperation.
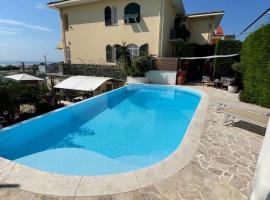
[0,61,61,67]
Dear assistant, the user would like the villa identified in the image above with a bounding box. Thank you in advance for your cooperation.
[48,0,224,64]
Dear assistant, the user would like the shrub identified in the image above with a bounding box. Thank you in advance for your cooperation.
[240,24,270,108]
[214,40,242,78]
[176,24,191,42]
[127,55,152,77]
[118,42,152,77]
[118,43,132,74]
[177,43,197,57]
[0,79,61,123]
[231,62,242,86]
[176,43,215,57]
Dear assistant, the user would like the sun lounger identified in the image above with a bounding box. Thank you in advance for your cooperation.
[217,104,270,127]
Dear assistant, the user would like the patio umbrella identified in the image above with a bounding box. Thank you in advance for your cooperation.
[5,73,44,81]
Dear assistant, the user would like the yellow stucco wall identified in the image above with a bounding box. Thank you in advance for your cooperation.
[160,0,176,57]
[60,0,163,64]
[187,16,215,45]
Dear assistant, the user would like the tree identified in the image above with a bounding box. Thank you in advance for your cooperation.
[118,42,132,75]
[213,40,242,78]
[0,80,21,122]
[0,79,61,124]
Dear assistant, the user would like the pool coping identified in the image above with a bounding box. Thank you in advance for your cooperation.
[0,85,209,197]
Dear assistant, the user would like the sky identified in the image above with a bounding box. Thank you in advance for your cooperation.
[183,0,270,39]
[0,0,269,62]
[0,0,62,62]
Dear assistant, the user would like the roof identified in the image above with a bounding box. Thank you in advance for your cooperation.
[188,10,225,18]
[48,0,68,5]
[48,0,185,14]
[54,76,112,91]
[188,10,225,32]
[5,73,44,81]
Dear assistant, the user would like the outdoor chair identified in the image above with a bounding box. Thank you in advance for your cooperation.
[220,77,235,89]
[202,76,212,86]
[217,103,270,128]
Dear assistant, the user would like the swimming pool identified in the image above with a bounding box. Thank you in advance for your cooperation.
[0,84,201,176]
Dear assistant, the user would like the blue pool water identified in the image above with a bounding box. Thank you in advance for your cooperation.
[0,84,201,176]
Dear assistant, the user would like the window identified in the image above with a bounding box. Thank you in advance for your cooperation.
[104,7,112,26]
[106,45,113,62]
[112,6,118,25]
[127,44,139,59]
[63,14,69,31]
[140,44,149,56]
[112,44,121,62]
[124,3,140,23]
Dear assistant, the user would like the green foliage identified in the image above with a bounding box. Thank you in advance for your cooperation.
[118,42,152,77]
[240,25,270,108]
[0,80,24,121]
[214,40,242,78]
[118,42,132,73]
[176,43,215,57]
[230,62,242,86]
[177,25,191,42]
[177,43,197,57]
[0,79,61,123]
[231,62,241,72]
[128,55,152,77]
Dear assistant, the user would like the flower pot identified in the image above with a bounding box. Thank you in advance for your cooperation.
[127,76,149,84]
[228,85,238,93]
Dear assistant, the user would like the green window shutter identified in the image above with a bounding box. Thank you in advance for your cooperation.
[105,7,112,26]
[106,45,112,62]
[140,44,149,56]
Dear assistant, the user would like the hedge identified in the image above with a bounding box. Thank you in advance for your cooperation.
[240,24,270,108]
[214,40,242,78]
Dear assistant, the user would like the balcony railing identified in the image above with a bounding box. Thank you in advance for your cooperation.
[170,25,190,42]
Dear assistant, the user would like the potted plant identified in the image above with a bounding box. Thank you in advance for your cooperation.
[119,43,152,83]
[228,62,241,93]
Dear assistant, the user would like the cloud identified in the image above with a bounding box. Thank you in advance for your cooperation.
[0,26,22,35]
[0,30,17,35]
[0,26,22,32]
[0,19,53,32]
[36,3,46,9]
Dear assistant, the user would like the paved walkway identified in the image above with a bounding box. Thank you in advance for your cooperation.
[0,86,268,200]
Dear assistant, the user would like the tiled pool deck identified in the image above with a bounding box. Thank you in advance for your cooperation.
[0,85,269,200]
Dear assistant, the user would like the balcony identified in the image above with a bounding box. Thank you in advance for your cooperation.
[170,24,190,43]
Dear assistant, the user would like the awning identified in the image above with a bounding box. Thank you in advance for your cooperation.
[54,76,112,91]
[5,73,44,81]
